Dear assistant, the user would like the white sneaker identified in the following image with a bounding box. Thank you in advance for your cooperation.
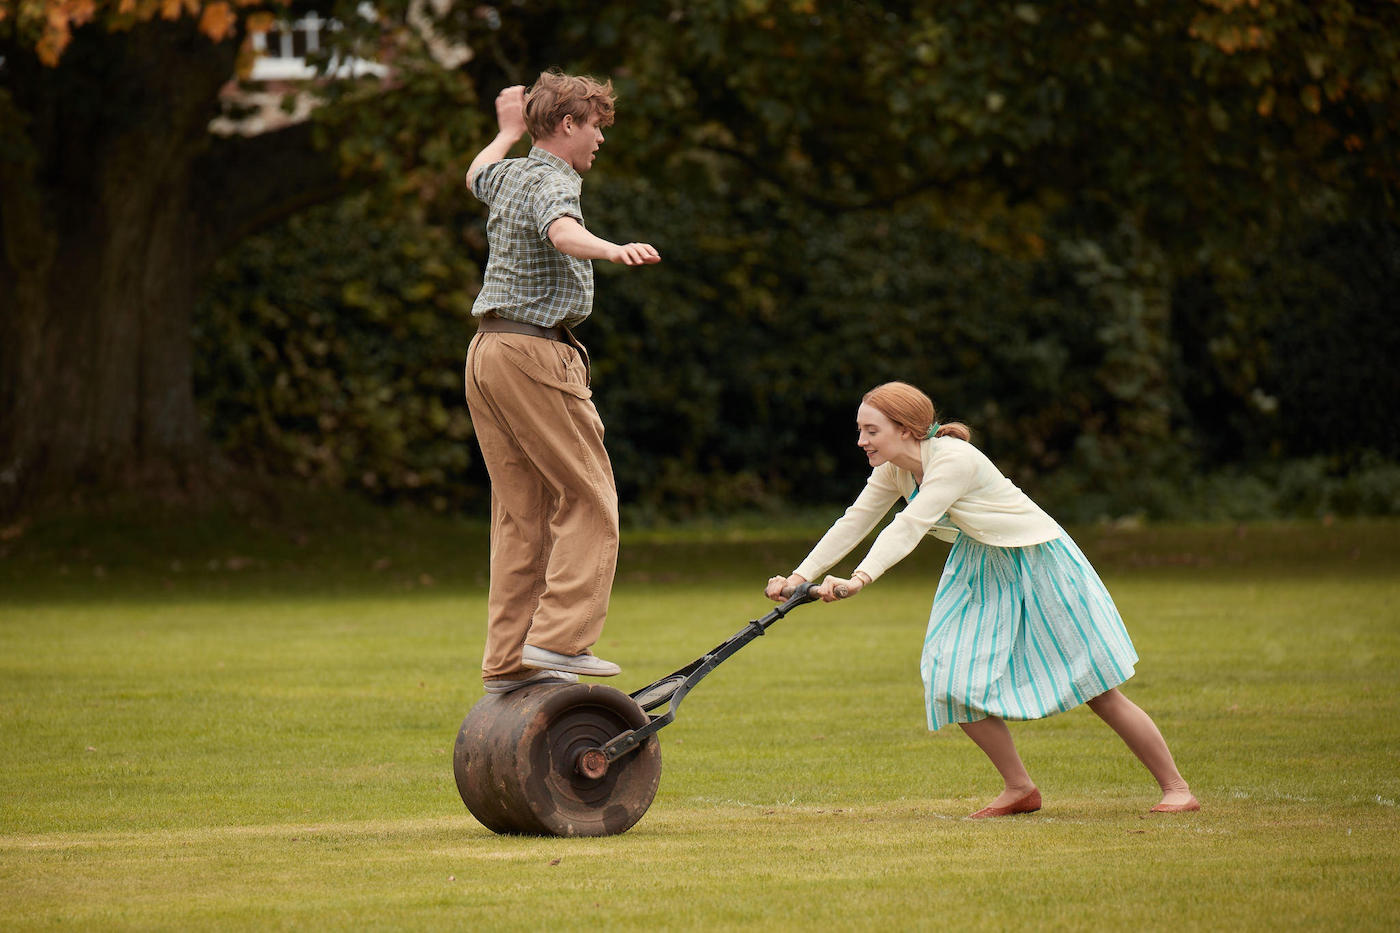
[483,670,579,694]
[521,645,621,677]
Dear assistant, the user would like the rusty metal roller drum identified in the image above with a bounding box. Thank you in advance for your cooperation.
[453,683,661,837]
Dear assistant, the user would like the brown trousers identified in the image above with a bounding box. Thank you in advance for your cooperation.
[463,331,619,679]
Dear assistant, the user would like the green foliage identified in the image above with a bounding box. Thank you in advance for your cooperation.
[8,0,1400,524]
[182,0,1400,522]
[1262,220,1400,461]
[195,173,1400,521]
[1171,219,1400,468]
[582,175,1146,515]
[195,192,483,510]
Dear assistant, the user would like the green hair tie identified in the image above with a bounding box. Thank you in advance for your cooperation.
[924,422,941,439]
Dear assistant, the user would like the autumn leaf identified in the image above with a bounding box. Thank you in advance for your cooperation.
[1257,85,1276,117]
[233,37,259,79]
[198,0,235,42]
[35,23,70,65]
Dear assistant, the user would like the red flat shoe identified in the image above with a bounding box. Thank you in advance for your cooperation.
[969,788,1042,819]
[1149,796,1200,813]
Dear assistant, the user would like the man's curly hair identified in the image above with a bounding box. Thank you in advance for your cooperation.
[523,70,616,140]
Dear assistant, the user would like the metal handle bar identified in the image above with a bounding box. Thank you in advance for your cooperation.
[579,581,832,776]
[781,580,850,600]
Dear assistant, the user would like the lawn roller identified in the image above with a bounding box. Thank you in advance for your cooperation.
[453,581,837,836]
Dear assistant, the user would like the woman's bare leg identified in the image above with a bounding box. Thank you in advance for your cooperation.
[958,716,1039,808]
[1086,688,1195,807]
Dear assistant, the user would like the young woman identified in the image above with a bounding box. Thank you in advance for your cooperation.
[766,382,1198,818]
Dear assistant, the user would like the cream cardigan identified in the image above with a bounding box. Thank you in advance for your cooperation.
[792,436,1064,584]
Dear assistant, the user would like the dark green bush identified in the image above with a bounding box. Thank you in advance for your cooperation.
[195,192,485,511]
[195,182,1399,523]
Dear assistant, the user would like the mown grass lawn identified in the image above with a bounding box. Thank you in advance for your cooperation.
[1,506,1397,930]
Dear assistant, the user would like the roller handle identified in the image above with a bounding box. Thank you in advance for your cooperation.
[780,580,850,600]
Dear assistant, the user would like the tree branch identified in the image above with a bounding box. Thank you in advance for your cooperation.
[197,120,368,258]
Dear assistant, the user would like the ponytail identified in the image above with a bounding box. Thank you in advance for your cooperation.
[932,421,972,442]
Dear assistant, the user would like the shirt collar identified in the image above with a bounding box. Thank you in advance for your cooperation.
[528,146,580,180]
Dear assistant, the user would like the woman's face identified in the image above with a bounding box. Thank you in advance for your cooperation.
[856,402,910,467]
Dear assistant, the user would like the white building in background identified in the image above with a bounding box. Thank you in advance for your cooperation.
[213,8,387,136]
[213,1,471,136]
[248,11,389,82]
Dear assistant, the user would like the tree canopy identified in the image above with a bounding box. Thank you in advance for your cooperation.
[2,0,271,66]
[3,0,1398,519]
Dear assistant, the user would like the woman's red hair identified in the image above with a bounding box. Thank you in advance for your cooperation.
[862,382,971,442]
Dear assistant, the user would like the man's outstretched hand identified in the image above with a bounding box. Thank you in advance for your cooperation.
[608,243,662,265]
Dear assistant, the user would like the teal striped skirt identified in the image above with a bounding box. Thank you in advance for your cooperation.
[920,534,1138,731]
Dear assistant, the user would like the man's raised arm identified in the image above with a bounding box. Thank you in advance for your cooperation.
[466,85,527,191]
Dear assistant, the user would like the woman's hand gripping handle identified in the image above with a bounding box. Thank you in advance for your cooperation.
[766,574,857,603]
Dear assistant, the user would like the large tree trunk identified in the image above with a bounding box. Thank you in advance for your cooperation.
[1,19,355,516]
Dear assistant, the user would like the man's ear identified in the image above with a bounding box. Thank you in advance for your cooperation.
[560,114,574,134]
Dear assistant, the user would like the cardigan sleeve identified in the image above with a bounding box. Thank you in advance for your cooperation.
[791,465,902,582]
[852,444,978,582]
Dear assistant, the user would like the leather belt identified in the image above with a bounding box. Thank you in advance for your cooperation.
[475,315,567,343]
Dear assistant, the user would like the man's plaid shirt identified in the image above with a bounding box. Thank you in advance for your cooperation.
[470,147,594,328]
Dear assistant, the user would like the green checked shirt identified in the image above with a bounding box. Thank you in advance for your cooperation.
[470,147,594,328]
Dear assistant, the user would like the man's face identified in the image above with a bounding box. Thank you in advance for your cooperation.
[560,113,605,173]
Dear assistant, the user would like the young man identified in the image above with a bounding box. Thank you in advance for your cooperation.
[464,71,660,694]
